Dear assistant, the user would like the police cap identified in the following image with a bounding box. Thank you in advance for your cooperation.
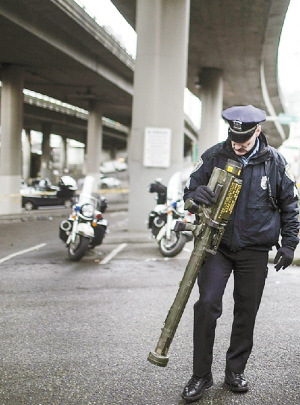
[222,105,266,143]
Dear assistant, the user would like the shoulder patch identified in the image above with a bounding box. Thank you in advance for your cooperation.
[285,164,295,182]
[192,157,203,173]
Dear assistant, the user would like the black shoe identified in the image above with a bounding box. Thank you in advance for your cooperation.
[224,370,249,392]
[182,372,213,402]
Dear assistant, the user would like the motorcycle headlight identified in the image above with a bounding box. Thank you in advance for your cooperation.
[81,203,94,218]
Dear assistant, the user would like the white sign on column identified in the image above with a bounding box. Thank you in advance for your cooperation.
[143,127,171,168]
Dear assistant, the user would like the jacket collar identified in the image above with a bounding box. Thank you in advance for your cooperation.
[223,132,270,164]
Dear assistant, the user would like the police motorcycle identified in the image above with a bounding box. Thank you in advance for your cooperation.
[147,178,168,238]
[148,172,193,257]
[59,176,108,261]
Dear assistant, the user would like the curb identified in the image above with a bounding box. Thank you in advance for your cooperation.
[0,202,128,223]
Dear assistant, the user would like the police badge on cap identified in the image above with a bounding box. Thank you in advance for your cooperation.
[222,105,266,143]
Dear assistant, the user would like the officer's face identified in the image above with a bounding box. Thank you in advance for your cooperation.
[231,126,261,156]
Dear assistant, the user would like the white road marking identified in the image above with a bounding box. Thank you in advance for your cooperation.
[100,243,127,264]
[0,243,47,264]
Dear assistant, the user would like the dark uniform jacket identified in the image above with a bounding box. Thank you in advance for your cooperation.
[184,133,300,252]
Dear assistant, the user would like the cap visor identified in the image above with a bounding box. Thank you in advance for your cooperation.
[229,129,255,143]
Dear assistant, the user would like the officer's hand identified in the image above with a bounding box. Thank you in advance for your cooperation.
[274,246,294,271]
[193,185,217,206]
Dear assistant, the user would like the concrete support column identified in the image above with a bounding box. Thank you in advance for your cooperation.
[40,123,52,180]
[198,68,223,154]
[128,0,190,231]
[23,129,31,182]
[60,136,67,175]
[0,65,24,214]
[86,101,103,191]
[110,147,117,160]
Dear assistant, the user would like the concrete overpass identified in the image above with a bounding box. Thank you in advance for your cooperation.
[22,92,129,148]
[0,0,197,184]
[21,91,198,151]
[0,0,291,227]
[109,0,290,229]
[111,0,289,148]
[0,0,289,142]
[0,0,137,213]
[0,0,134,123]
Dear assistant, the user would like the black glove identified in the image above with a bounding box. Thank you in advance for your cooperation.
[193,185,217,206]
[274,246,294,271]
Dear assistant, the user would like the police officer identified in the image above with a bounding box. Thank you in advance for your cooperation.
[181,105,300,403]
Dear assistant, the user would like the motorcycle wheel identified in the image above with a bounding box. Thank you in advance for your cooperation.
[158,231,188,258]
[68,235,90,261]
[151,215,166,237]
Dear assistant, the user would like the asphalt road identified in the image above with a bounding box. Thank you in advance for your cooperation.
[0,209,300,405]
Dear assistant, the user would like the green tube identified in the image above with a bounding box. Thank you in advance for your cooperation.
[148,160,243,367]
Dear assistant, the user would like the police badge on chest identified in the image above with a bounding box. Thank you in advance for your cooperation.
[260,176,268,190]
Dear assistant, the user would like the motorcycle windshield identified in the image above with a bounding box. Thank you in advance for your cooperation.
[78,176,96,207]
[77,176,104,212]
[166,172,183,204]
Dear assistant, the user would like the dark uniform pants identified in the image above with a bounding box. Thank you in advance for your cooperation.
[193,247,268,377]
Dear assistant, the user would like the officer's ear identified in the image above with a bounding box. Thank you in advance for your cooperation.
[255,125,261,138]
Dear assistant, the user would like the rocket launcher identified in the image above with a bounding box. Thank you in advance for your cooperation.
[147,159,243,367]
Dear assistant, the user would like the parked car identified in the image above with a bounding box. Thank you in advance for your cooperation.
[99,174,121,189]
[100,159,127,174]
[21,176,77,211]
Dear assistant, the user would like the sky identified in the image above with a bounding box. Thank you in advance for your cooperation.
[73,0,137,57]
